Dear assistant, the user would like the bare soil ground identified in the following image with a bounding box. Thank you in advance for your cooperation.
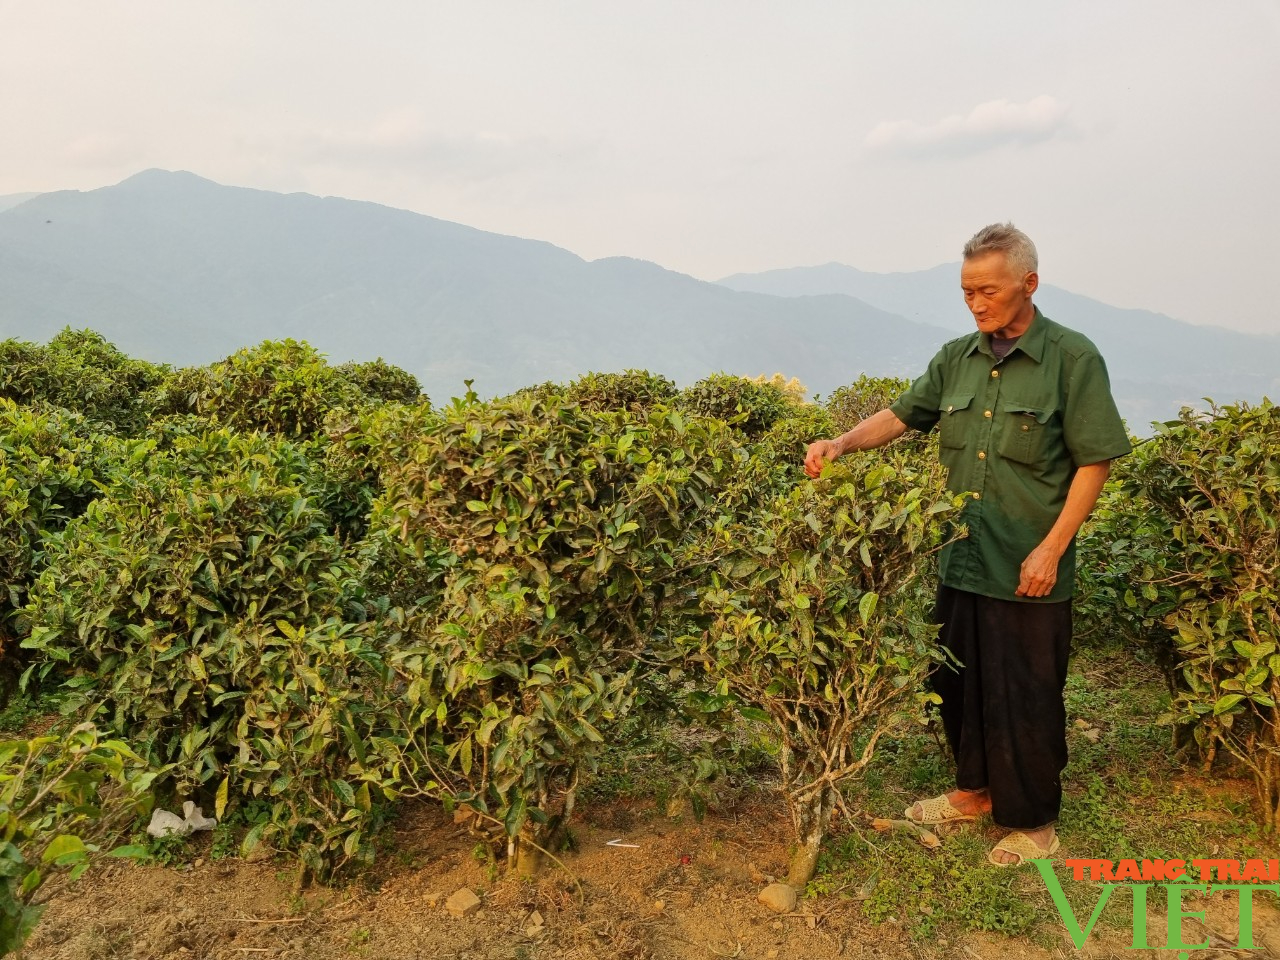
[21,796,1280,960]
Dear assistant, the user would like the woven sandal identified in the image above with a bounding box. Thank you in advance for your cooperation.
[903,794,977,825]
[987,831,1061,868]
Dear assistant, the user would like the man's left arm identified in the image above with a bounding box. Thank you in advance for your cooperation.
[1015,460,1111,598]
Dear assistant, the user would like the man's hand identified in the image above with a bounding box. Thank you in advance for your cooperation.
[804,439,839,478]
[1016,460,1112,598]
[802,410,909,479]
[1016,540,1062,597]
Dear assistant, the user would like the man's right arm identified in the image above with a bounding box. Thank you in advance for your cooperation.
[804,408,908,478]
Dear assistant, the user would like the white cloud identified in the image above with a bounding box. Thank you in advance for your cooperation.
[866,95,1072,158]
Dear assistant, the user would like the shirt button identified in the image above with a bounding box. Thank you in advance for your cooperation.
[991,370,1000,378]
[978,451,986,460]
[984,410,992,418]
[1022,424,1030,432]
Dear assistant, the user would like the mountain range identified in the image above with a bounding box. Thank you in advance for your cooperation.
[2,170,1276,431]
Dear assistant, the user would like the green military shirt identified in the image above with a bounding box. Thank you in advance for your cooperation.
[889,307,1132,603]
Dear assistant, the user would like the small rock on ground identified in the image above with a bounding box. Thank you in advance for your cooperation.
[445,888,482,918]
[757,883,797,914]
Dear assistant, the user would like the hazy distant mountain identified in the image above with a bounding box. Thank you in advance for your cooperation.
[2,170,1272,429]
[720,263,1280,429]
[0,193,41,214]
[0,170,946,403]
[721,263,968,332]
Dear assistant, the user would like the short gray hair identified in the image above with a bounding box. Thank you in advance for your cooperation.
[963,223,1038,277]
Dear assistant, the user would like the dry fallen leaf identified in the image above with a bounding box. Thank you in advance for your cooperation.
[870,818,941,849]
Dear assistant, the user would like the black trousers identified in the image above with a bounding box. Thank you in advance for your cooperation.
[931,584,1072,830]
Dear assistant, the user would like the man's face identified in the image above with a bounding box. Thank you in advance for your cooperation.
[960,251,1039,338]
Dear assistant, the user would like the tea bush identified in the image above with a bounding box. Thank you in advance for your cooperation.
[748,404,838,498]
[219,616,400,879]
[21,323,1271,894]
[335,358,424,406]
[24,428,357,756]
[0,401,119,683]
[1108,400,1280,829]
[1,724,153,954]
[378,393,741,872]
[824,375,911,434]
[674,373,792,438]
[563,370,678,413]
[189,340,364,439]
[21,428,394,874]
[1073,458,1175,653]
[143,366,219,421]
[0,330,167,435]
[679,447,962,885]
[321,400,440,543]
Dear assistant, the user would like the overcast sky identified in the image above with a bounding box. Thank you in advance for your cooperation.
[3,2,1278,333]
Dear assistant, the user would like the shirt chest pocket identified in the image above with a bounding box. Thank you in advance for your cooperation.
[997,402,1059,465]
[937,393,975,449]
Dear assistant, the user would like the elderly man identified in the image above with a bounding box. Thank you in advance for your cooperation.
[804,223,1131,866]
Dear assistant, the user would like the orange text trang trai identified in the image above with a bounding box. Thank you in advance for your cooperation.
[1064,858,1279,883]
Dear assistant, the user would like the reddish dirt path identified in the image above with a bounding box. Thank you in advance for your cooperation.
[22,798,1280,960]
